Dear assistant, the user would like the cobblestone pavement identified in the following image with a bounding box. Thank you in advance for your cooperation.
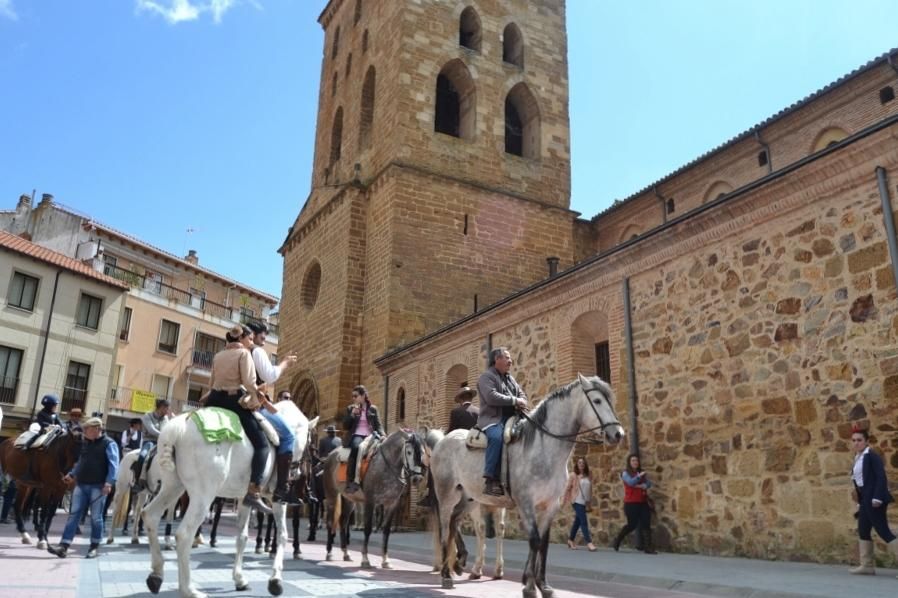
[0,513,708,598]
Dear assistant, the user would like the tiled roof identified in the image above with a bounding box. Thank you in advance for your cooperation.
[593,47,898,219]
[0,231,130,290]
[85,220,279,304]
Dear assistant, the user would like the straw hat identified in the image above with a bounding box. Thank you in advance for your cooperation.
[454,383,477,404]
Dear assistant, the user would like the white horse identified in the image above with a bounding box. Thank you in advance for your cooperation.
[142,402,317,598]
[107,449,177,549]
[431,374,625,598]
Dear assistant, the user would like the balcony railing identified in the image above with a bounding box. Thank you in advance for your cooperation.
[61,386,87,412]
[241,314,280,337]
[0,376,18,404]
[108,387,132,411]
[191,349,215,370]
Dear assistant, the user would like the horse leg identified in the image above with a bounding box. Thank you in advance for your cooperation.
[340,500,353,561]
[267,503,287,596]
[265,513,275,554]
[165,505,177,550]
[209,498,223,548]
[380,506,396,569]
[439,503,463,590]
[175,492,210,598]
[143,480,183,595]
[468,506,484,579]
[324,499,337,561]
[14,486,32,544]
[255,509,264,554]
[291,505,301,559]
[232,504,253,592]
[132,491,146,545]
[494,508,506,579]
[360,502,374,568]
[536,526,554,598]
[521,521,541,598]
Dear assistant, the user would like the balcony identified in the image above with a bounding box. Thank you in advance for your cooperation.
[102,263,273,333]
[0,375,18,405]
[191,349,215,370]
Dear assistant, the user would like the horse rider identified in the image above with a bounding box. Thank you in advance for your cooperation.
[66,408,84,435]
[47,417,120,559]
[477,347,528,497]
[318,423,343,458]
[343,385,384,496]
[121,418,143,453]
[245,321,299,503]
[131,398,171,491]
[418,383,479,508]
[201,324,271,513]
[23,394,63,449]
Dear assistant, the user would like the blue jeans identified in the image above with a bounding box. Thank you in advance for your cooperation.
[60,484,105,545]
[569,503,592,543]
[262,411,295,456]
[483,423,505,479]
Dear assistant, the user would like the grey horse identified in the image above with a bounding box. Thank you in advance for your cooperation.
[322,429,426,568]
[431,373,625,598]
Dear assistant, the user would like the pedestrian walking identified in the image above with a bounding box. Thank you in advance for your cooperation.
[612,453,657,554]
[47,417,119,558]
[564,456,596,551]
[848,423,898,576]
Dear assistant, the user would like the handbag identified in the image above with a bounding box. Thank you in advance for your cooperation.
[578,479,594,513]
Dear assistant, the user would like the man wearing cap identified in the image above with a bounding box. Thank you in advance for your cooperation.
[246,322,299,503]
[48,417,119,559]
[132,398,172,491]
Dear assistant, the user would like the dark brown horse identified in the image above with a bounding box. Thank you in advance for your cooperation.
[0,431,81,548]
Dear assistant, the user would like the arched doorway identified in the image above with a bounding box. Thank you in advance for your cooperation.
[291,373,320,420]
[570,311,611,382]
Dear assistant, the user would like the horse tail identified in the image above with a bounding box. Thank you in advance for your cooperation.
[333,494,342,531]
[158,414,188,472]
[112,485,131,530]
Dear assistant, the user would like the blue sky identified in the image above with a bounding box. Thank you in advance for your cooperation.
[1,0,895,301]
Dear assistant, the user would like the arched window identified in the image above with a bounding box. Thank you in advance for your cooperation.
[505,82,540,159]
[702,180,733,204]
[502,23,523,67]
[396,387,406,421]
[571,311,610,382]
[301,261,322,310]
[345,53,353,78]
[811,126,849,153]
[619,224,642,243]
[330,107,343,164]
[354,0,362,25]
[362,29,369,53]
[359,66,376,151]
[331,72,337,97]
[459,7,481,51]
[434,59,476,140]
[331,26,340,59]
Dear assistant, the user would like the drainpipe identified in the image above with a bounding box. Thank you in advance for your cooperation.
[653,186,667,224]
[30,270,63,420]
[486,333,493,369]
[755,131,772,174]
[875,167,898,292]
[383,375,390,434]
[622,277,640,456]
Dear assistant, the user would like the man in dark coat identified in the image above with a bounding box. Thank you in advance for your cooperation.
[308,424,343,541]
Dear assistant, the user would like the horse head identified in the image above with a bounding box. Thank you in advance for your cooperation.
[576,373,625,444]
[398,430,426,486]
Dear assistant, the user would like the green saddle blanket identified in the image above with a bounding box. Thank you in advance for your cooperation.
[191,407,243,443]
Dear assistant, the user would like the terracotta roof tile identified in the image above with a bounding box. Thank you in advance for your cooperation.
[0,230,129,290]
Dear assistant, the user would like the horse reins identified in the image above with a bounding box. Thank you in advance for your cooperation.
[517,384,622,447]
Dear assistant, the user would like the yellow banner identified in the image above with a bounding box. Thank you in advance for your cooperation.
[131,390,156,414]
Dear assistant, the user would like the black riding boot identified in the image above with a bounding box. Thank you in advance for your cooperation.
[345,448,360,494]
[272,453,292,504]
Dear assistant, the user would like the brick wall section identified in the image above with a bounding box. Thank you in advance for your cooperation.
[376,127,898,563]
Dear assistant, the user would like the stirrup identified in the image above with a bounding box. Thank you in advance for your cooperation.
[243,493,272,515]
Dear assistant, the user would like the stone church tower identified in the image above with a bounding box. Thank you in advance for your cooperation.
[278,0,581,423]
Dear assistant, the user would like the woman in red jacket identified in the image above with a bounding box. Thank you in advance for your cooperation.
[612,453,657,554]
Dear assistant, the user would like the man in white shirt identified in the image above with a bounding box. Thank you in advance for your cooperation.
[246,321,299,502]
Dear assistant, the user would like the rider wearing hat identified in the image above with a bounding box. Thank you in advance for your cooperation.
[47,417,119,559]
[318,424,342,458]
[23,394,63,449]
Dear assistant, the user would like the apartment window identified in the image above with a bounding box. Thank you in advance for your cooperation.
[76,293,103,329]
[189,287,206,309]
[103,254,117,269]
[119,307,133,341]
[595,341,611,382]
[62,360,90,411]
[193,332,224,369]
[187,385,204,408]
[158,319,180,354]
[239,306,256,321]
[0,345,24,404]
[8,271,39,311]
[151,374,171,400]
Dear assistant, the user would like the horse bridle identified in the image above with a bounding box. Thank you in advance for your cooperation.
[518,382,622,446]
[376,434,424,487]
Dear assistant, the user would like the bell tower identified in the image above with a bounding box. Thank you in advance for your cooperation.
[279,0,575,424]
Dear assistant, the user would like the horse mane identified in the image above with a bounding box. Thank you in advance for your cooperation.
[519,379,580,446]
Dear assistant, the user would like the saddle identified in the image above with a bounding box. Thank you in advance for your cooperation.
[335,435,382,484]
[14,424,63,451]
[465,415,523,450]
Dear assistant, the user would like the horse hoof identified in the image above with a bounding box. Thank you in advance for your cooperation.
[540,586,555,598]
[21,534,32,545]
[164,544,173,551]
[131,538,140,545]
[37,540,47,550]
[235,582,249,592]
[267,579,283,596]
[441,578,454,590]
[255,546,263,554]
[293,552,301,560]
[382,561,393,570]
[146,574,163,594]
[343,554,352,562]
[361,560,372,569]
[209,540,217,548]
[468,573,481,580]
[522,590,537,598]
[325,553,333,561]
[453,563,463,576]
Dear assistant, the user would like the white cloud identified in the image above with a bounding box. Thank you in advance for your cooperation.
[0,0,18,21]
[136,0,258,25]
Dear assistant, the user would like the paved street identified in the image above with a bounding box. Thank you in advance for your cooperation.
[1,510,897,598]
